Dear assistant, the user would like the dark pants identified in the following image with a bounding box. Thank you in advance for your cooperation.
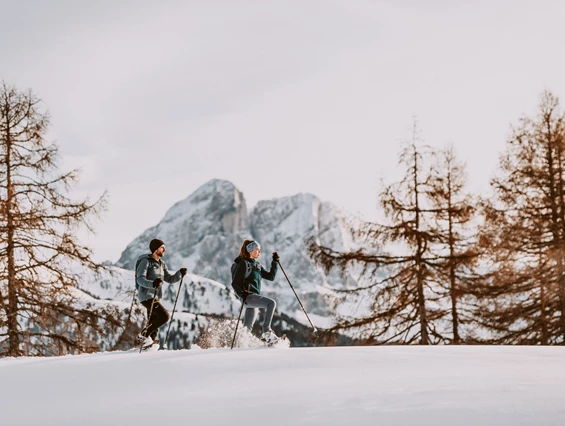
[141,300,170,340]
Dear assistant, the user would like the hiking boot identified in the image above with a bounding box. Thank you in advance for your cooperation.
[260,329,279,344]
[137,334,154,348]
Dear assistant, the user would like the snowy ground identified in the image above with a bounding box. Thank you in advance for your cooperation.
[1,346,564,426]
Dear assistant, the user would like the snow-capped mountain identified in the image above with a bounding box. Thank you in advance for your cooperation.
[250,193,360,319]
[116,179,249,286]
[74,179,362,351]
[113,179,360,324]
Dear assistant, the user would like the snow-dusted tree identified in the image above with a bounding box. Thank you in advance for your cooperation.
[0,82,119,356]
[477,91,565,344]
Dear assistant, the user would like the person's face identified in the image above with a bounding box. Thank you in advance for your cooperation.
[155,245,166,258]
[249,247,260,259]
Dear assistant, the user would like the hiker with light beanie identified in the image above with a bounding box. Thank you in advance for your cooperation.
[135,239,187,349]
[231,239,280,343]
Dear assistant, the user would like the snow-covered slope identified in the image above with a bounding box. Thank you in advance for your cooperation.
[77,264,241,350]
[79,266,239,317]
[2,346,564,426]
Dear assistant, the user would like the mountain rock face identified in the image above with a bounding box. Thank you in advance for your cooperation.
[114,179,360,326]
[74,179,363,351]
[116,179,250,284]
[250,193,360,319]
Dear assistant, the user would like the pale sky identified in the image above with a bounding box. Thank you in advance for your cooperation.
[2,0,564,262]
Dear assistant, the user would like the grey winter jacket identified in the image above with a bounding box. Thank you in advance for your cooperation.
[135,255,182,302]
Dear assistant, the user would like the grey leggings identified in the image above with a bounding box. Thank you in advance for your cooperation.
[243,294,276,333]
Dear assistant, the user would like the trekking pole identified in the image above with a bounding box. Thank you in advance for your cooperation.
[139,291,159,354]
[161,277,184,350]
[277,259,318,334]
[230,296,246,350]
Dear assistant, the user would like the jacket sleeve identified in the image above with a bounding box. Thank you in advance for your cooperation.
[163,261,182,284]
[136,258,155,289]
[260,260,278,281]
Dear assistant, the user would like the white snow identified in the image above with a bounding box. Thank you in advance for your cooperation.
[1,346,564,425]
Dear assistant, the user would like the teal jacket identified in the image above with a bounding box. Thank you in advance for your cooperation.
[135,255,182,302]
[231,256,278,298]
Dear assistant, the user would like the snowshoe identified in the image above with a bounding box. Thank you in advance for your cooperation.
[260,329,279,344]
[138,335,155,352]
[140,341,158,352]
[265,333,290,348]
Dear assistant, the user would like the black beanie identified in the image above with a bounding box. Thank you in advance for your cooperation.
[149,239,165,254]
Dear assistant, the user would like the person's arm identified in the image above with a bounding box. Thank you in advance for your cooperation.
[136,258,155,289]
[260,260,278,281]
[163,261,182,284]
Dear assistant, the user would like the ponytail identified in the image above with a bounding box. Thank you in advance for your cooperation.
[239,239,255,259]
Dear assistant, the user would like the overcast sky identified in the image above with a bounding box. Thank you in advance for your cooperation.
[2,0,565,262]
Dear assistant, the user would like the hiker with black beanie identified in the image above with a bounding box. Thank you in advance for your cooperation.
[135,239,187,349]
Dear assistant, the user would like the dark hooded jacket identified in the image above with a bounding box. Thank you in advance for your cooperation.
[231,256,278,298]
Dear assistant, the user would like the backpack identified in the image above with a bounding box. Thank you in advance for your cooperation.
[134,254,152,290]
[231,258,253,296]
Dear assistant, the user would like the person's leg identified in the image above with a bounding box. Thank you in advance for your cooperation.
[140,300,153,337]
[243,294,277,333]
[243,306,257,330]
[260,297,276,333]
[141,301,170,340]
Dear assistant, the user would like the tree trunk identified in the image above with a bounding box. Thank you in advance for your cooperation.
[412,141,429,345]
[5,119,19,356]
[448,216,460,344]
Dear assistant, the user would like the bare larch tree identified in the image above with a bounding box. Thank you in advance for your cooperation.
[477,91,565,344]
[309,124,452,344]
[425,145,479,344]
[0,82,120,356]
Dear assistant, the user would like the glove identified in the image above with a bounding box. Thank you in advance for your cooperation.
[272,252,280,262]
[152,278,163,289]
[179,267,188,277]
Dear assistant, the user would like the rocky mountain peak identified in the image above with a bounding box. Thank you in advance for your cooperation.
[115,179,249,276]
[114,179,360,322]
